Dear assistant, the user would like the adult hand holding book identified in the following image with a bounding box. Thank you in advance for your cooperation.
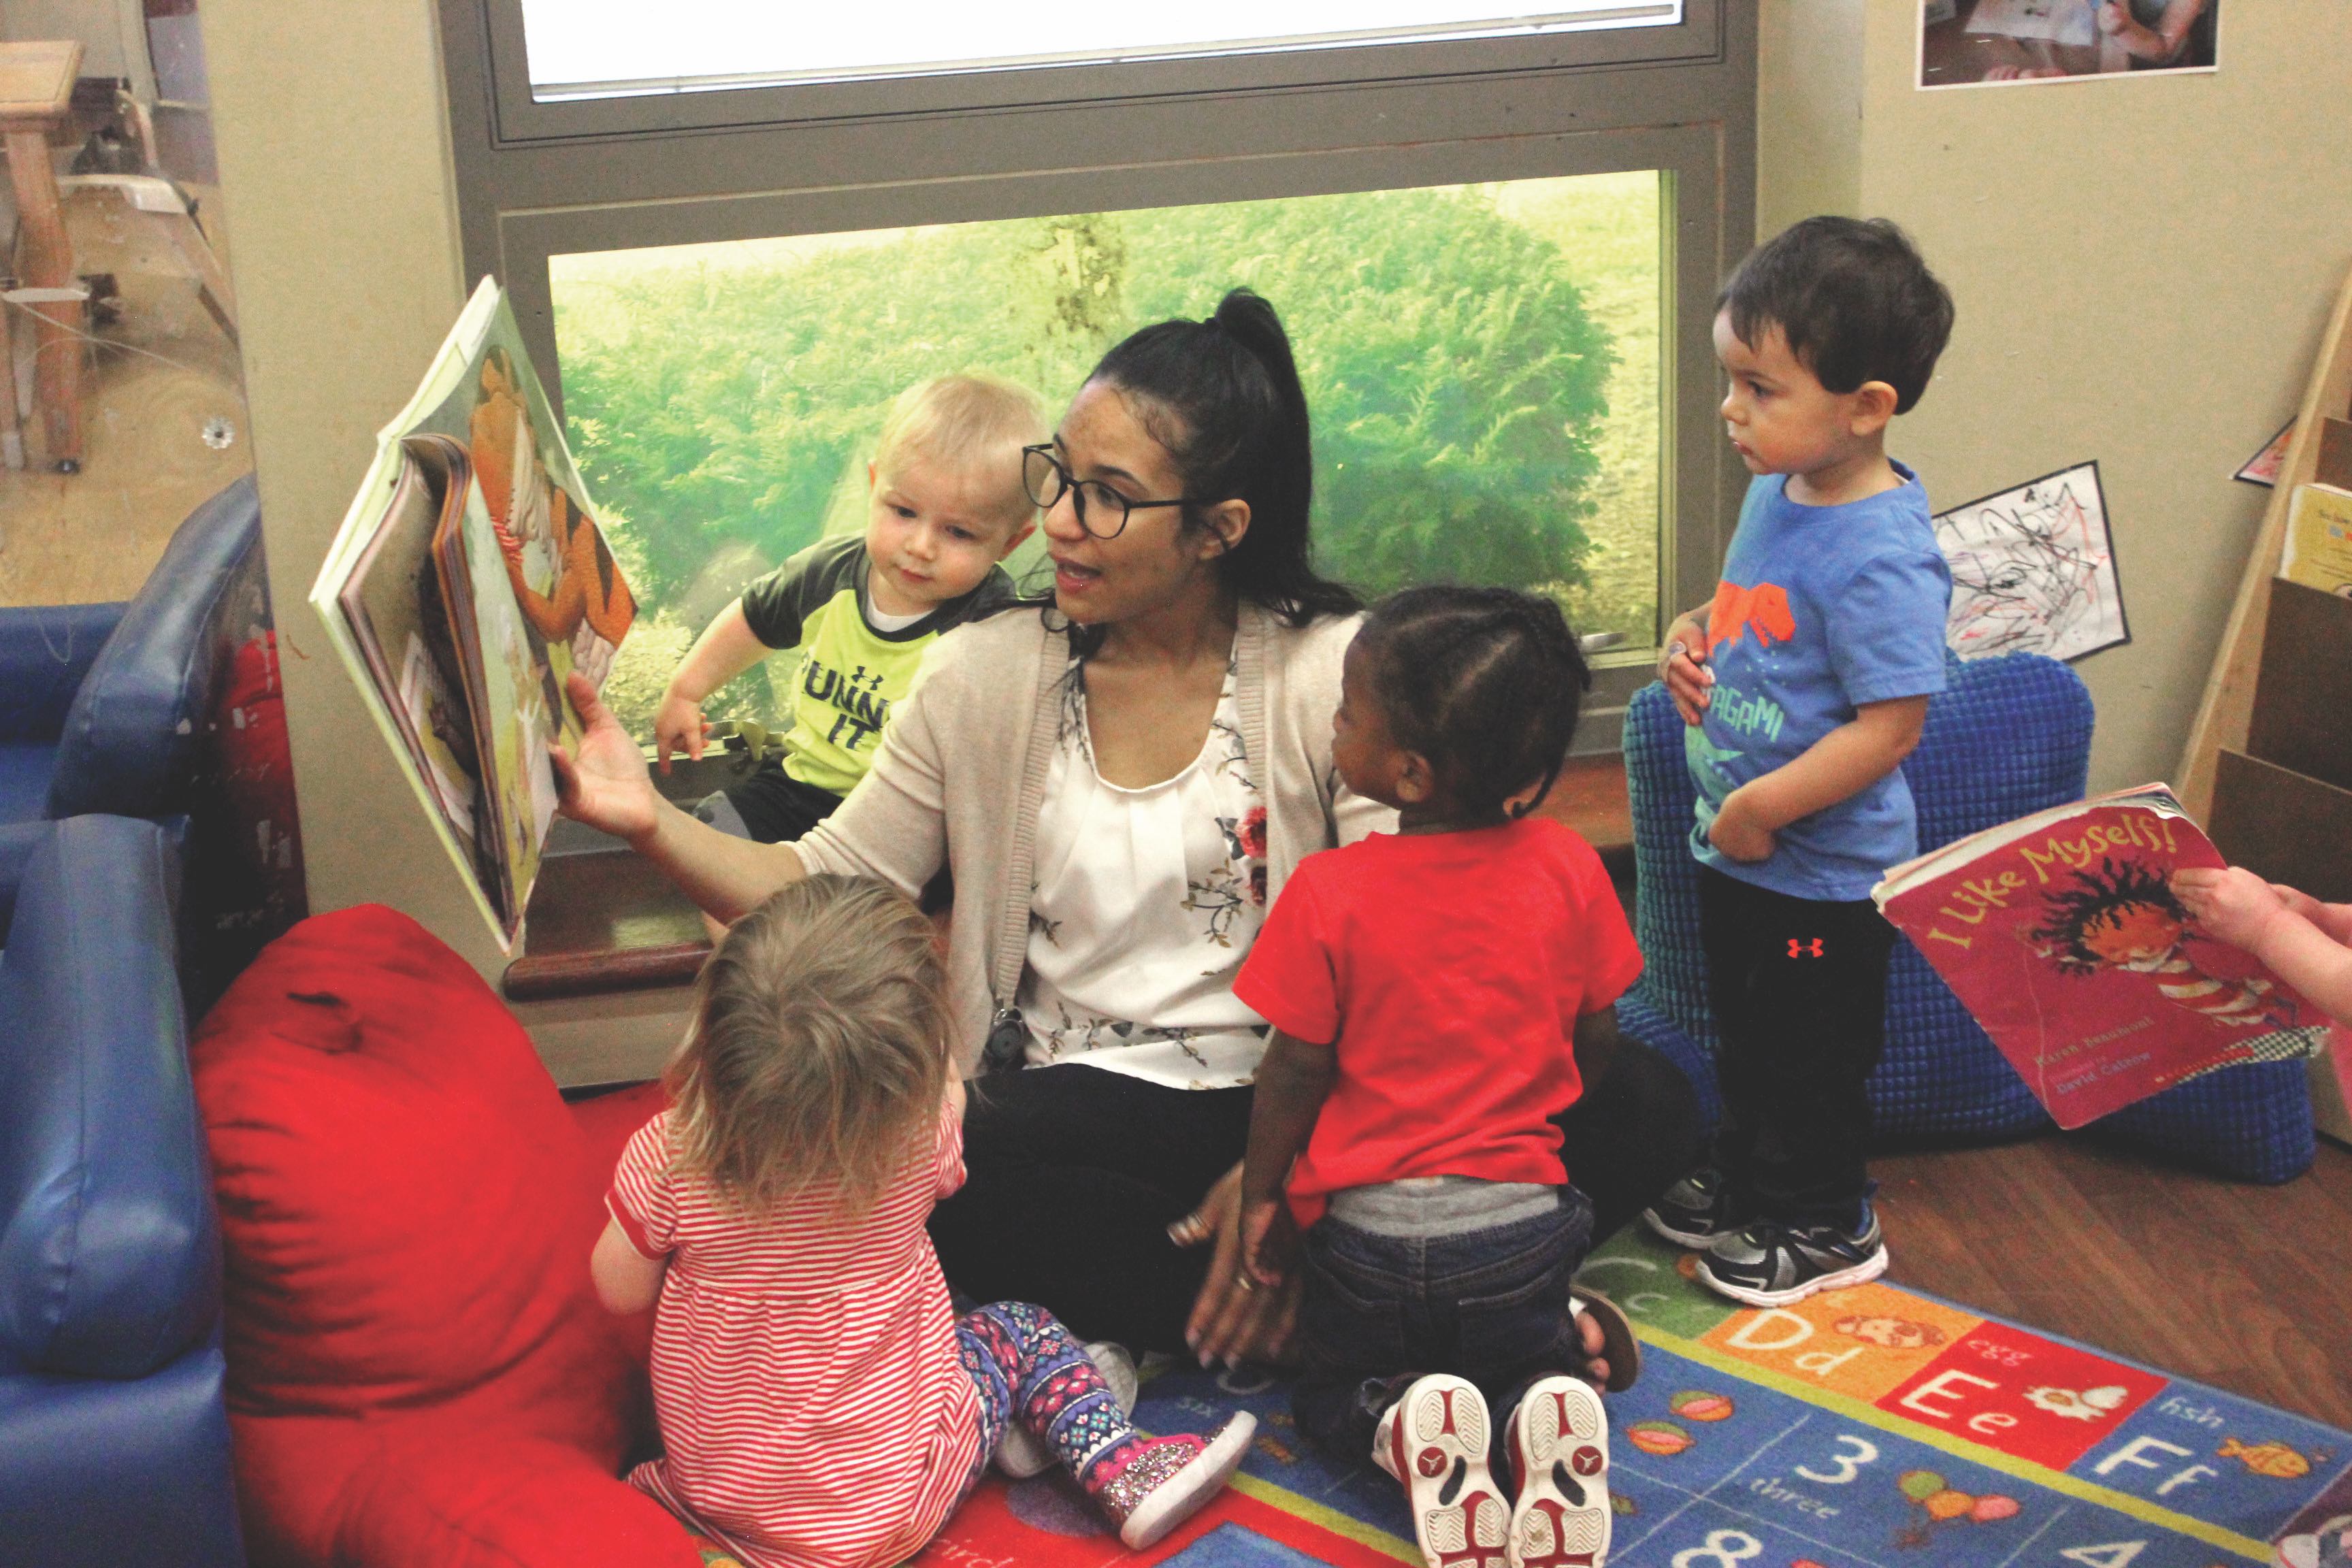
[551,671,664,850]
[310,278,636,951]
[1874,785,2329,1128]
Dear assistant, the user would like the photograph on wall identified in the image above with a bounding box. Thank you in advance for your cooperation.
[1936,460,2130,663]
[1919,0,2219,89]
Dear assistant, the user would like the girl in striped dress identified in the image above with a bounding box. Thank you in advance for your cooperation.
[590,876,1254,1568]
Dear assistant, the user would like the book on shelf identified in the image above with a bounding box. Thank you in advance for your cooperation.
[2277,416,2352,595]
[310,277,636,951]
[1872,784,2328,1128]
[2281,482,2352,598]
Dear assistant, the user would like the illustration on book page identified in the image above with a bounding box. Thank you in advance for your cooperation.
[1936,460,2129,664]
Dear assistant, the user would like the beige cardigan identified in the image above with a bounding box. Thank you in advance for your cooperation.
[792,602,1396,1071]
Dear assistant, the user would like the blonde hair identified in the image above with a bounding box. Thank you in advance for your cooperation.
[873,373,1049,525]
[664,876,951,1215]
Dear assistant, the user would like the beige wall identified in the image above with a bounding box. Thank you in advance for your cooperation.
[199,1,504,978]
[1763,0,2352,792]
[1757,0,1865,233]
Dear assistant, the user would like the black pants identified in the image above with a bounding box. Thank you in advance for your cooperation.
[703,760,843,845]
[1698,866,1897,1228]
[1292,1192,1593,1469]
[926,1039,1702,1355]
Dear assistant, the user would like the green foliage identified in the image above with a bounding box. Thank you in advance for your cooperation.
[1119,191,1611,600]
[555,184,1614,617]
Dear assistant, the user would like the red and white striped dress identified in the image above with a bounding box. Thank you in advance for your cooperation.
[607,1102,983,1568]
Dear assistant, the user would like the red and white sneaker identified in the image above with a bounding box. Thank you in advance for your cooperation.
[1375,1375,1510,1568]
[1504,1376,1612,1568]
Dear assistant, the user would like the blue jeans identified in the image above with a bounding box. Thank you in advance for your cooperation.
[1292,1187,1596,1468]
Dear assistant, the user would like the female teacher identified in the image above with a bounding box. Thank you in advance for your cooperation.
[553,289,1701,1373]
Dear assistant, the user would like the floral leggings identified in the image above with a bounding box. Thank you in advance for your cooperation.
[951,1301,1149,1501]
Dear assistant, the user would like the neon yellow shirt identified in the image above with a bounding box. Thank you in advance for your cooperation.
[739,535,1025,796]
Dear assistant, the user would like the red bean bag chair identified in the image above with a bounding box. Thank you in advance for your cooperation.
[190,902,695,1567]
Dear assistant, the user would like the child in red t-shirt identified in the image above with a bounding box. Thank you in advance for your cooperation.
[1234,586,1642,1568]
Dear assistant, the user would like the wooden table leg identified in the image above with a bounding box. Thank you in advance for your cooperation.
[5,125,82,472]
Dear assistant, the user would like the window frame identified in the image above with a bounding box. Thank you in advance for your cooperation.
[437,0,1756,752]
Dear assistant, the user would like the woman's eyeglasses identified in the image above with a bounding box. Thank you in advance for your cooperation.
[1022,444,1196,541]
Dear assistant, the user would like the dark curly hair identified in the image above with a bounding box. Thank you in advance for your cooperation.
[1354,585,1590,820]
[2026,858,2186,975]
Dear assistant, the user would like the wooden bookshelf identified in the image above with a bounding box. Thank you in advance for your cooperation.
[2176,259,2352,1148]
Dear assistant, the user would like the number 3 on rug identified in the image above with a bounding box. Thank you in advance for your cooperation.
[1673,1528,1763,1568]
[1795,1433,1882,1484]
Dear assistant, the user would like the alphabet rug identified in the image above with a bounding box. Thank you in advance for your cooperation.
[691,1228,2348,1568]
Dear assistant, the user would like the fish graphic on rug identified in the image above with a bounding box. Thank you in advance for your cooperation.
[2220,1438,2316,1480]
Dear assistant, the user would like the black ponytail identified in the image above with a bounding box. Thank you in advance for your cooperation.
[1356,585,1592,819]
[1087,289,1360,626]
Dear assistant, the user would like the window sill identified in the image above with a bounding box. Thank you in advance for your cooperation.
[502,751,1635,1004]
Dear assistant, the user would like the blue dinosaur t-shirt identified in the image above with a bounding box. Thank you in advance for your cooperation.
[1686,466,1953,901]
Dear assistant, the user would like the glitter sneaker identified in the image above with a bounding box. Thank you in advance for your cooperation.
[1096,1414,1256,1550]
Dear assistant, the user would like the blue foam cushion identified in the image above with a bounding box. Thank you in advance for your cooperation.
[2095,1060,2315,1183]
[0,742,57,828]
[0,816,214,1379]
[1615,653,2314,1181]
[0,602,125,747]
[48,474,263,821]
[0,822,40,939]
[0,1340,242,1568]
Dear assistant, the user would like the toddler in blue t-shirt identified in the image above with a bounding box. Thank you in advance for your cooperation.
[1644,216,1957,1307]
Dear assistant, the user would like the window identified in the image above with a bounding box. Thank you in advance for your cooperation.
[438,0,1754,750]
[551,173,1663,739]
[519,1,1680,101]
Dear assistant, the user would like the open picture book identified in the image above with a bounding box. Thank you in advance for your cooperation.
[310,277,636,951]
[1873,785,2328,1128]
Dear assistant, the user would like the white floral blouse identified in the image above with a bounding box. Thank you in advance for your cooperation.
[1017,652,1271,1089]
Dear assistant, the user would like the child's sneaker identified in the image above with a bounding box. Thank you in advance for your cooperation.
[1642,1166,1743,1249]
[996,1341,1138,1478]
[1505,1376,1612,1568]
[1694,1201,1888,1307]
[1095,1414,1257,1550]
[1375,1374,1510,1568]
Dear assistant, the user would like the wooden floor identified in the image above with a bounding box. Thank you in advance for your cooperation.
[1875,1133,2352,1431]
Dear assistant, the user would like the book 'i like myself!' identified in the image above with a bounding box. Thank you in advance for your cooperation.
[1874,785,2329,1127]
